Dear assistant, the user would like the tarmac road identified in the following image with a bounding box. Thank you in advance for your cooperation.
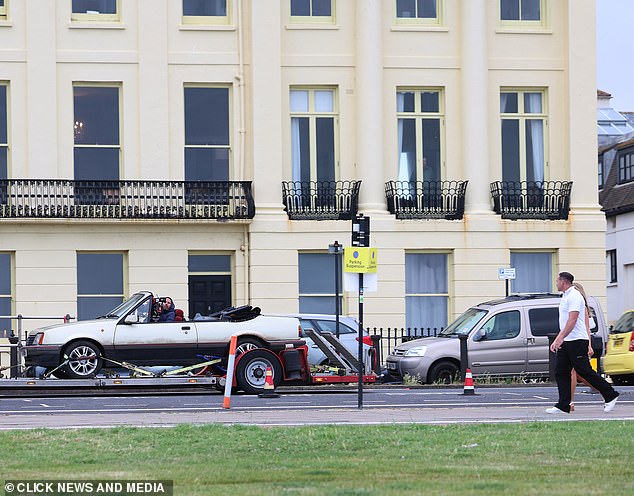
[0,385,632,430]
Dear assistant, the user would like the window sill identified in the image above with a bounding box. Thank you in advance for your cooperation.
[391,25,448,32]
[285,24,339,30]
[495,28,552,35]
[179,24,236,31]
[607,282,618,288]
[0,19,12,27]
[68,22,126,30]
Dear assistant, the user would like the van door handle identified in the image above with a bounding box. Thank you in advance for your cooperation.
[182,326,191,330]
[524,338,535,345]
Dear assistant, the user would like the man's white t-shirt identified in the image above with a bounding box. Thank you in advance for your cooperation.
[559,286,588,341]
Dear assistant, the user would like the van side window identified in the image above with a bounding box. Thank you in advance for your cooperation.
[528,307,559,336]
[480,311,521,341]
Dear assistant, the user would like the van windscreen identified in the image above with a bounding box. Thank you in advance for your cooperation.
[439,308,488,337]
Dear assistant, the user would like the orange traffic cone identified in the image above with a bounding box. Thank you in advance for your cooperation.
[463,368,475,395]
[258,366,280,398]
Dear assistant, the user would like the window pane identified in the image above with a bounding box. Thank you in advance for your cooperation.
[77,253,123,295]
[312,0,331,16]
[406,296,447,332]
[500,92,518,113]
[398,119,417,182]
[299,253,335,294]
[417,0,437,18]
[0,85,6,143]
[291,117,311,182]
[521,0,540,20]
[188,254,231,272]
[0,298,10,334]
[184,148,229,181]
[396,0,416,18]
[74,148,120,181]
[184,87,229,146]
[316,118,335,182]
[316,319,354,334]
[397,92,415,112]
[290,0,310,16]
[0,253,10,295]
[501,119,520,183]
[0,148,6,180]
[78,296,124,321]
[183,0,227,16]
[528,307,559,337]
[406,253,447,294]
[422,119,441,182]
[500,0,519,20]
[299,296,336,314]
[480,311,521,340]
[524,93,542,113]
[290,90,309,112]
[74,87,119,145]
[525,119,544,182]
[421,92,439,113]
[510,252,551,293]
[314,90,333,112]
[72,0,117,14]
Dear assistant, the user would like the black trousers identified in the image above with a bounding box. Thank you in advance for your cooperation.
[554,339,618,413]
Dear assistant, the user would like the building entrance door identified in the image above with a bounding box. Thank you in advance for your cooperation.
[188,275,231,318]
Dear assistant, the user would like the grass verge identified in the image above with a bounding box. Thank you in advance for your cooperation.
[2,422,633,495]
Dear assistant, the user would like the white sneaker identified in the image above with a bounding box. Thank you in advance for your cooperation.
[604,396,619,413]
[545,407,569,415]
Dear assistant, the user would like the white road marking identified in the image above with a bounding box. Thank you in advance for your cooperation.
[39,403,51,408]
[534,396,549,400]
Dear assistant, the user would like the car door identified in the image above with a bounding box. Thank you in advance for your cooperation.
[469,310,528,376]
[299,319,326,365]
[525,305,559,374]
[113,297,197,365]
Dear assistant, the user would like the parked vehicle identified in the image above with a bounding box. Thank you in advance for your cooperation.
[23,291,303,383]
[386,293,608,384]
[603,309,634,385]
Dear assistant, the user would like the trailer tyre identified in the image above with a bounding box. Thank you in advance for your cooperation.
[63,340,103,379]
[235,349,282,395]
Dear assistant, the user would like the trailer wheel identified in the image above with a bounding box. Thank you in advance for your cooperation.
[235,349,282,395]
[63,340,103,379]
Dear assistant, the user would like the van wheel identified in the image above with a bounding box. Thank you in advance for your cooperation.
[610,374,634,386]
[428,361,459,384]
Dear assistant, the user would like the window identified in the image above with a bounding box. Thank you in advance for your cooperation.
[500,0,542,23]
[182,0,229,25]
[397,89,443,184]
[598,155,604,189]
[405,253,448,332]
[510,252,552,293]
[0,1,7,20]
[617,149,634,184]
[0,83,7,191]
[0,253,12,333]
[607,250,617,284]
[71,0,120,22]
[290,88,338,183]
[77,253,125,320]
[290,0,334,22]
[479,311,521,341]
[500,89,547,183]
[73,85,120,181]
[395,0,441,25]
[528,307,559,337]
[184,86,230,182]
[298,253,341,314]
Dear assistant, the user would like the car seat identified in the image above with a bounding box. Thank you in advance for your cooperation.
[174,309,184,322]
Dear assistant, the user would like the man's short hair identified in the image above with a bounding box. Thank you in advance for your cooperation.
[558,272,574,284]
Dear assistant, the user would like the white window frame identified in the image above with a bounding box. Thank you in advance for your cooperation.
[405,252,450,333]
[0,252,14,333]
[498,0,547,30]
[298,252,343,314]
[394,0,443,26]
[289,0,336,25]
[76,251,127,321]
[510,251,554,293]
[0,82,8,180]
[182,0,231,26]
[0,1,8,20]
[71,0,121,22]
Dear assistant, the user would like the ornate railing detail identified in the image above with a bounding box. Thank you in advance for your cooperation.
[0,180,255,220]
[282,180,361,220]
[490,181,572,220]
[385,180,468,220]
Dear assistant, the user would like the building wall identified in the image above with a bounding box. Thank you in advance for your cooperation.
[606,212,634,323]
[0,1,605,333]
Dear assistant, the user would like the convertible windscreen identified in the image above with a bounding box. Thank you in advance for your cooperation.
[98,293,148,319]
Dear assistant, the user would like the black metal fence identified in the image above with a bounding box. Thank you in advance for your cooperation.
[385,180,468,220]
[0,179,255,220]
[282,180,361,220]
[366,327,444,367]
[490,181,572,220]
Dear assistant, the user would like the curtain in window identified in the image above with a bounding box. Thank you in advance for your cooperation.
[510,252,552,293]
[525,93,544,183]
[397,93,416,198]
[405,254,448,332]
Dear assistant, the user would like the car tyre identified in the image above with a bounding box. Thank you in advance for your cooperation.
[235,349,282,395]
[63,340,103,379]
[428,360,459,384]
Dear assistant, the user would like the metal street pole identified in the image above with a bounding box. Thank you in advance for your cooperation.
[329,241,342,339]
[358,272,364,409]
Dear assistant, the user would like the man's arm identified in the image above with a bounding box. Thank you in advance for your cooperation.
[550,311,579,352]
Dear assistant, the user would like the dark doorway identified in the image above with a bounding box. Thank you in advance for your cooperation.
[188,275,231,318]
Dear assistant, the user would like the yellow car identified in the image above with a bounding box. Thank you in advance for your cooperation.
[604,310,634,385]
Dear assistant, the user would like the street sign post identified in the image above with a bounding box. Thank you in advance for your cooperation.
[498,267,516,297]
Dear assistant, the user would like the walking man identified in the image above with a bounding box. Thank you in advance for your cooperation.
[546,272,619,414]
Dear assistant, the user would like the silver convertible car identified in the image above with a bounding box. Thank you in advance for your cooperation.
[23,291,303,379]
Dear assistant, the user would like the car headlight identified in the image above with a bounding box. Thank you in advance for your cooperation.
[404,346,427,357]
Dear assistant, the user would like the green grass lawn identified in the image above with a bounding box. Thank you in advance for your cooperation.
[2,422,633,495]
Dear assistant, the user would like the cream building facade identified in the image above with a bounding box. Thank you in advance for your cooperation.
[0,0,604,336]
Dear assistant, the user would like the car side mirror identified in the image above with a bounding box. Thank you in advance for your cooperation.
[124,314,139,324]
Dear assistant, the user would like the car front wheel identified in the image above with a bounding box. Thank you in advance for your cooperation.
[63,340,103,379]
[428,360,459,384]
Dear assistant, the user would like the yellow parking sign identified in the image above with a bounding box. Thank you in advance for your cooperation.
[344,247,377,273]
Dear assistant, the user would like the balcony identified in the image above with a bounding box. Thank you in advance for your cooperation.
[490,181,572,220]
[282,180,361,220]
[0,180,255,220]
[385,180,468,220]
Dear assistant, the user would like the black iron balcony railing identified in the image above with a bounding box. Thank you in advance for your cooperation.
[0,180,255,220]
[282,180,361,220]
[385,180,468,220]
[490,181,572,220]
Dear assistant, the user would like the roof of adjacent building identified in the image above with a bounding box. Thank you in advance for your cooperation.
[599,141,634,216]
[598,89,612,97]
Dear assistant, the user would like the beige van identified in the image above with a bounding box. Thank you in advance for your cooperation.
[386,293,608,383]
